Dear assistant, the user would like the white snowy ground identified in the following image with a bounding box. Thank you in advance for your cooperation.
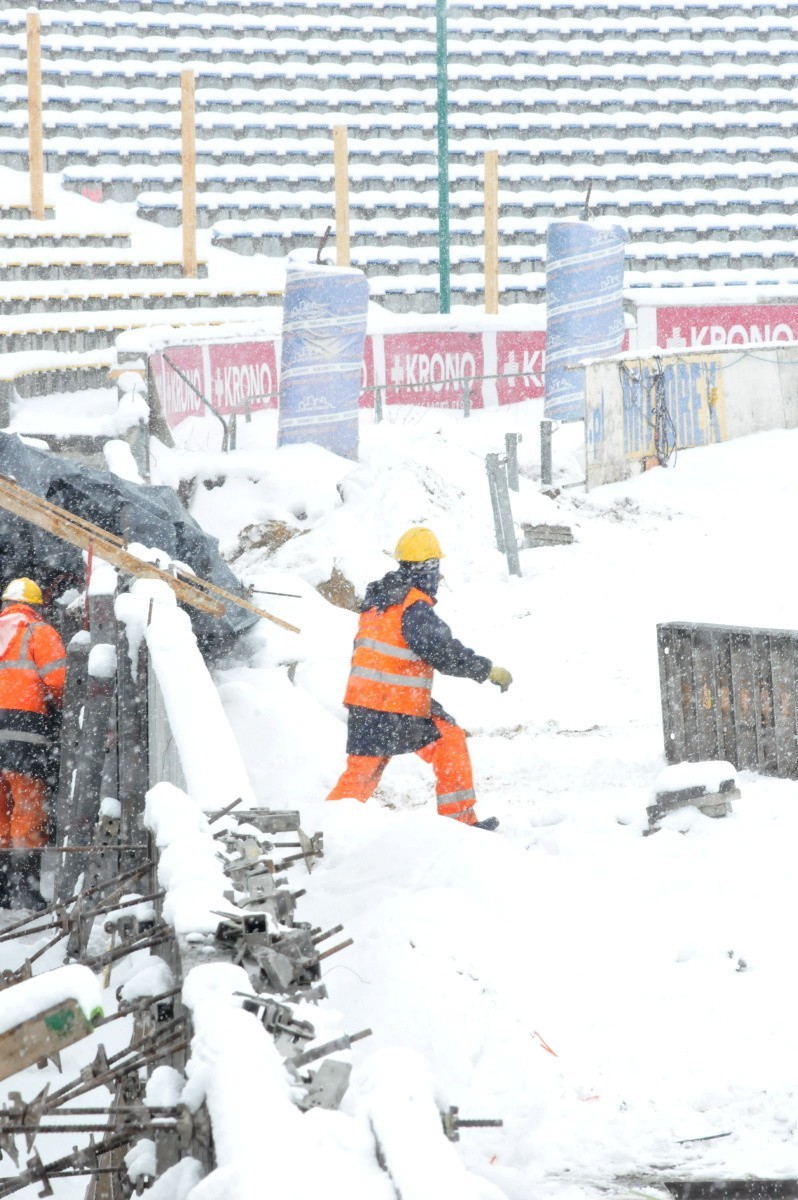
[169,402,798,1200]
[4,393,798,1200]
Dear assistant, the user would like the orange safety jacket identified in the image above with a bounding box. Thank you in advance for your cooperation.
[0,603,67,778]
[344,588,434,717]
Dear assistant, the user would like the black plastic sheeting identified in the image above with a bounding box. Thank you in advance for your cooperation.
[0,432,257,656]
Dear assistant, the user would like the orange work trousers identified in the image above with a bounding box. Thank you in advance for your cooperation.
[0,771,48,849]
[327,716,478,825]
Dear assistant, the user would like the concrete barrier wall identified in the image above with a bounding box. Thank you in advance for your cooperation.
[585,343,798,489]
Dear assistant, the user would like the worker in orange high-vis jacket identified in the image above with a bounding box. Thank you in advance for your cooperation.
[0,578,66,910]
[327,527,512,830]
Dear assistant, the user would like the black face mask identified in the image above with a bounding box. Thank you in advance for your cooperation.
[399,559,440,598]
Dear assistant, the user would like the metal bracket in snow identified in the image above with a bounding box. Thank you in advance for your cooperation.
[485,453,521,577]
[298,1060,352,1112]
[441,1105,504,1142]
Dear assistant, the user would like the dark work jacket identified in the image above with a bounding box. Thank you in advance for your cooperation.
[346,568,492,757]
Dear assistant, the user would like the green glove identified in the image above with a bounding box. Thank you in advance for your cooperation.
[489,665,512,692]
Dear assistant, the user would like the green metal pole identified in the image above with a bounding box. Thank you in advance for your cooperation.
[436,0,450,314]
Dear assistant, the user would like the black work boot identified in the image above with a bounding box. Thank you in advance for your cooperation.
[474,816,500,831]
[8,851,47,911]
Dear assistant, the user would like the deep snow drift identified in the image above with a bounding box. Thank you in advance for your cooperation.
[161,401,798,1200]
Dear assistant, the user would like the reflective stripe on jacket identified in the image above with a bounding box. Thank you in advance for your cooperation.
[344,588,434,717]
[0,604,66,749]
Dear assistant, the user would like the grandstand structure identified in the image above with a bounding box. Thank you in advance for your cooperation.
[0,0,797,363]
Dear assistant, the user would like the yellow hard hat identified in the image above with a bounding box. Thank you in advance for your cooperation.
[2,578,43,605]
[394,527,445,563]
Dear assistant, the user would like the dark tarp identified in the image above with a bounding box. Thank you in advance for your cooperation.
[0,432,257,656]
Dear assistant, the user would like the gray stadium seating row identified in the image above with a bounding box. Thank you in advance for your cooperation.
[4,5,796,35]
[1,0,798,341]
[1,134,793,176]
[211,211,798,251]
[135,185,798,226]
[4,107,798,141]
[0,0,791,15]
[7,81,798,119]
[59,160,798,206]
[2,33,797,67]
[4,56,798,90]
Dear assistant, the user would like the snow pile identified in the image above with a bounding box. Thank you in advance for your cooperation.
[653,760,738,795]
[116,578,256,811]
[145,1065,186,1109]
[119,957,175,1003]
[88,642,117,680]
[144,780,235,935]
[145,1160,205,1200]
[360,1047,507,1200]
[104,437,144,483]
[87,555,117,597]
[170,406,798,1197]
[0,964,103,1033]
[181,963,392,1200]
[125,1139,156,1185]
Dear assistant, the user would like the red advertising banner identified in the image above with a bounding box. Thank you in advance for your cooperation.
[656,305,798,351]
[359,334,377,409]
[152,340,279,428]
[150,344,205,427]
[496,330,546,405]
[382,331,485,409]
[207,340,279,417]
[151,328,561,429]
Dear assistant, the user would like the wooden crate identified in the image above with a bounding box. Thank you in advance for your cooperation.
[657,622,798,779]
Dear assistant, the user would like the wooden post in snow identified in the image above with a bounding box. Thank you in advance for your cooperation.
[333,124,351,268]
[484,150,499,315]
[181,69,198,279]
[26,11,45,220]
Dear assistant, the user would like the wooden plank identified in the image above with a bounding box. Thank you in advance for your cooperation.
[770,633,798,778]
[711,626,737,765]
[333,124,351,268]
[692,625,721,762]
[53,636,90,851]
[672,625,700,760]
[657,624,685,763]
[26,12,45,222]
[116,618,148,851]
[484,149,499,315]
[729,628,757,770]
[752,630,778,774]
[0,477,222,614]
[0,477,300,633]
[181,70,198,279]
[0,999,96,1082]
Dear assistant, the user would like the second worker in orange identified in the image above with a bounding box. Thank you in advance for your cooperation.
[0,577,66,910]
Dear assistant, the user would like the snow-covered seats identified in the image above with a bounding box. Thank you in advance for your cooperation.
[0,347,116,406]
[0,226,130,250]
[8,51,795,94]
[10,79,790,118]
[0,278,281,318]
[69,155,798,213]
[0,302,284,356]
[0,250,208,282]
[0,33,433,66]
